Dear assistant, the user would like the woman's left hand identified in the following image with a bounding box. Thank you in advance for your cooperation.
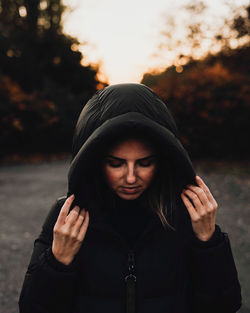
[181,175,218,242]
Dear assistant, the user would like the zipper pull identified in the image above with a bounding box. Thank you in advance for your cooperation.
[128,250,136,275]
[125,250,136,313]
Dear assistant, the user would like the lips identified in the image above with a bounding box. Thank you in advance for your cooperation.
[121,187,140,194]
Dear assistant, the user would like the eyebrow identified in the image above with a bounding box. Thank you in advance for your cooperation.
[106,154,157,161]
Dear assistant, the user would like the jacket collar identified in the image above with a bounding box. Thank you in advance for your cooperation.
[88,209,166,250]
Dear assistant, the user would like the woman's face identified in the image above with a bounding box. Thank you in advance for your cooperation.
[103,138,157,200]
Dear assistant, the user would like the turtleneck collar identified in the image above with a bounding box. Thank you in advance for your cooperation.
[108,192,152,216]
[104,192,156,247]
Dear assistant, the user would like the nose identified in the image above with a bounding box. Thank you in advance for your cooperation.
[124,163,137,184]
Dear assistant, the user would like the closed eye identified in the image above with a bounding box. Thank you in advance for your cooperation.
[106,160,124,168]
[138,160,155,167]
[104,155,157,168]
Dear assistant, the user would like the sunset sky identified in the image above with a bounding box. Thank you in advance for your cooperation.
[62,0,248,84]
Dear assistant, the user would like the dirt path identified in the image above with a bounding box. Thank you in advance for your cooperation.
[0,159,249,313]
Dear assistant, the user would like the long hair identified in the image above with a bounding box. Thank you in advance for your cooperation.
[144,158,177,230]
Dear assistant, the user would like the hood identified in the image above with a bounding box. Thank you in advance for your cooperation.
[67,83,196,225]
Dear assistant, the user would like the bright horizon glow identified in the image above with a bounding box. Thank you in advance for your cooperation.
[62,0,249,84]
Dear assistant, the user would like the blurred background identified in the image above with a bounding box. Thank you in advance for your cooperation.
[0,0,249,312]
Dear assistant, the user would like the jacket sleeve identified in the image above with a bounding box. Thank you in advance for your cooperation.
[187,224,242,313]
[18,197,80,313]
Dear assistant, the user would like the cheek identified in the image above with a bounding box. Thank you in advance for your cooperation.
[142,166,157,184]
[103,166,121,187]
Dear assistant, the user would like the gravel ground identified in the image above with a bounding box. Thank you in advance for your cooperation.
[0,158,249,313]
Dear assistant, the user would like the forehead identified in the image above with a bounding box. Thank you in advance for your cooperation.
[107,138,155,157]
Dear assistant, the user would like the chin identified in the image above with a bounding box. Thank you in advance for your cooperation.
[117,191,142,200]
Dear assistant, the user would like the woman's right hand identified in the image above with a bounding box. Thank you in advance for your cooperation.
[52,194,90,265]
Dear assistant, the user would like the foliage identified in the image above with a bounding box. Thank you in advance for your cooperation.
[157,1,250,67]
[141,44,250,159]
[142,3,250,160]
[0,0,107,157]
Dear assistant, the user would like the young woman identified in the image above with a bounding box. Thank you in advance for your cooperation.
[19,83,242,313]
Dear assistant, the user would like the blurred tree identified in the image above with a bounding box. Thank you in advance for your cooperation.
[0,0,98,92]
[0,74,59,154]
[157,1,250,68]
[142,4,250,160]
[0,0,107,158]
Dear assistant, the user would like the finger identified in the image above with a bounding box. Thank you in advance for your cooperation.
[181,193,199,221]
[182,189,204,213]
[196,176,212,198]
[78,211,90,241]
[56,194,75,226]
[65,206,80,226]
[196,176,218,208]
[71,209,86,236]
[186,184,208,206]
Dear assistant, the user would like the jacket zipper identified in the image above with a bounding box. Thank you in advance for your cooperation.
[125,249,136,313]
[90,216,159,312]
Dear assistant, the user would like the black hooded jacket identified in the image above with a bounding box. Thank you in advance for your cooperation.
[19,83,242,313]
